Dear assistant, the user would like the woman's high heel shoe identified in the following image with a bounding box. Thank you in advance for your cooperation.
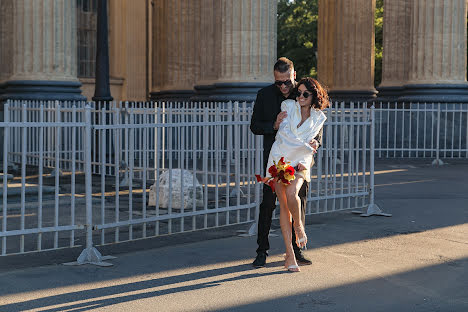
[294,224,308,250]
[284,254,300,272]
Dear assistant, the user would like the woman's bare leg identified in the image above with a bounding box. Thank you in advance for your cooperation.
[285,177,307,248]
[275,181,299,271]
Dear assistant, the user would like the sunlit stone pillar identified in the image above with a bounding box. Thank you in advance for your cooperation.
[207,0,277,101]
[400,0,468,102]
[0,0,84,101]
[191,0,222,100]
[318,0,377,102]
[151,0,200,100]
[317,0,336,91]
[376,0,411,101]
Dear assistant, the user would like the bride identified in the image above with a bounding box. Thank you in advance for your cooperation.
[265,77,329,272]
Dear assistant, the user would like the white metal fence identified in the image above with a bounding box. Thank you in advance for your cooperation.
[0,100,375,260]
[373,102,468,162]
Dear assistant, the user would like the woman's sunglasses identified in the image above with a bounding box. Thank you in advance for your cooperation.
[274,79,293,87]
[296,91,311,98]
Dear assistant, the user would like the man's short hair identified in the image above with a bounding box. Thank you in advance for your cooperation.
[274,57,294,73]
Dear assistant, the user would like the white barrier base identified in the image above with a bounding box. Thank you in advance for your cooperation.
[352,203,392,217]
[237,222,257,237]
[63,247,116,267]
[432,159,445,166]
[237,223,279,237]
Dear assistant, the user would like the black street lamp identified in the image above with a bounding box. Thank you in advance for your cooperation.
[92,0,113,102]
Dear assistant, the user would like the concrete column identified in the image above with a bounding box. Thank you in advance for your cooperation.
[207,0,277,101]
[151,0,199,100]
[376,0,411,101]
[318,0,377,102]
[317,0,336,91]
[124,0,148,101]
[192,0,222,100]
[0,0,84,100]
[401,0,468,102]
[107,0,148,101]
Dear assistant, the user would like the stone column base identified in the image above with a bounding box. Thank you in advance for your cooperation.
[150,89,195,102]
[193,82,270,102]
[398,84,468,103]
[0,80,86,101]
[329,89,378,103]
[375,86,405,102]
[191,84,216,101]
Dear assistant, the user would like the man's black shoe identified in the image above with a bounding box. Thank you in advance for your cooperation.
[295,250,312,265]
[252,252,267,268]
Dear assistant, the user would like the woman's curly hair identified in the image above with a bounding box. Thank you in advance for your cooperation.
[296,77,330,110]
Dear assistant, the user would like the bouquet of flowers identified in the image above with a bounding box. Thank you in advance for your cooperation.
[255,157,295,192]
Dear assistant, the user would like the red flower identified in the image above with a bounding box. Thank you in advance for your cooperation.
[285,166,295,176]
[268,165,278,177]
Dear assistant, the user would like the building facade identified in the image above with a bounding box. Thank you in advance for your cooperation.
[0,0,467,102]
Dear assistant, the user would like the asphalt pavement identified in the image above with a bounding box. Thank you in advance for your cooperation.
[0,159,467,312]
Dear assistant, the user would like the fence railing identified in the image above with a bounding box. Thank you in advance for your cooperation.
[373,102,468,162]
[0,100,375,261]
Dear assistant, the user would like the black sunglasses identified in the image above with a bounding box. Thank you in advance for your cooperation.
[274,79,293,87]
[296,90,311,98]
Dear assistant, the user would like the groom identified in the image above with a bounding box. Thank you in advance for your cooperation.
[250,57,322,268]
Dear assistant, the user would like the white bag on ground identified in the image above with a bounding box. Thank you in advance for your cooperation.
[148,169,203,209]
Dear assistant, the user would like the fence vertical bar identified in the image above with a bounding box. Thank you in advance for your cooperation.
[114,106,120,241]
[450,105,455,158]
[340,102,345,210]
[20,103,27,252]
[142,106,148,238]
[66,105,115,266]
[433,104,443,165]
[85,106,94,253]
[100,107,107,245]
[203,103,209,228]
[54,102,61,248]
[2,102,10,255]
[71,103,77,247]
[234,102,241,221]
[353,105,391,217]
[37,102,44,250]
[215,104,220,227]
[167,103,173,234]
[361,104,368,208]
[226,103,232,224]
[128,107,134,239]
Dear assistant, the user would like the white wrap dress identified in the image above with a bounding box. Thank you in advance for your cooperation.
[265,99,327,182]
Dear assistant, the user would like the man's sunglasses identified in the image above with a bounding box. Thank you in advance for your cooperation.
[274,79,293,87]
[296,90,311,98]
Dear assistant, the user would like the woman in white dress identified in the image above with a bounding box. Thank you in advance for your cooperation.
[266,77,329,272]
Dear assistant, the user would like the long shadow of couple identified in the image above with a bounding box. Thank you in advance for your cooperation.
[1,260,291,312]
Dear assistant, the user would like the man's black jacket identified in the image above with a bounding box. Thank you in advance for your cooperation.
[250,84,323,174]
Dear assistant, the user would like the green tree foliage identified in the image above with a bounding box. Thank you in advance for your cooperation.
[277,0,384,87]
[277,0,318,79]
[374,0,383,87]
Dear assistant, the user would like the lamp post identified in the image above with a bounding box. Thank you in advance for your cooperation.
[92,0,113,102]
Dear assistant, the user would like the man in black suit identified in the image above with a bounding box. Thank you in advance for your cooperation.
[250,57,321,268]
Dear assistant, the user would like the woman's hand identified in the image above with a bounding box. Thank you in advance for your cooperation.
[273,111,287,130]
[296,163,306,171]
[308,139,319,153]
